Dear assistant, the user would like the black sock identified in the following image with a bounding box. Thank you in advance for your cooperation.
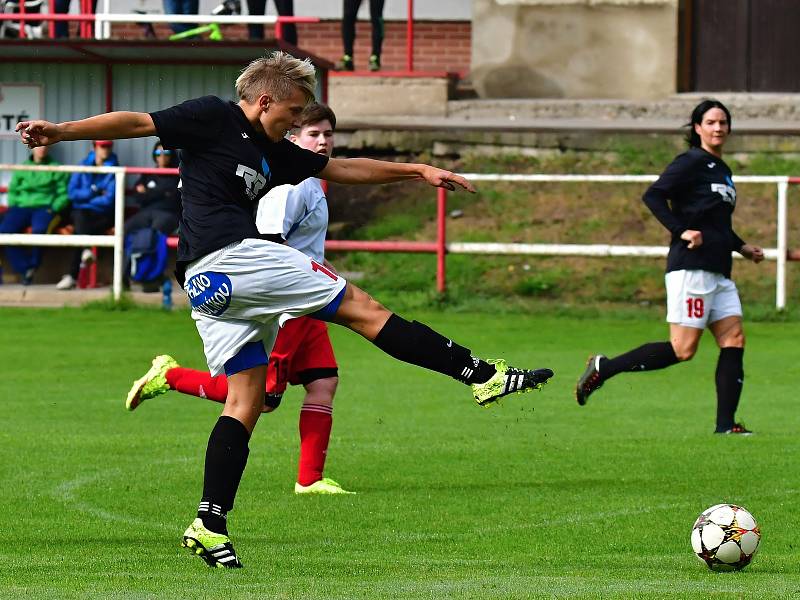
[197,416,250,534]
[715,347,744,432]
[373,314,496,384]
[600,341,679,380]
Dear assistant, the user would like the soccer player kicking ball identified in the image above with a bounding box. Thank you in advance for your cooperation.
[575,99,762,435]
[18,51,553,569]
[126,103,353,496]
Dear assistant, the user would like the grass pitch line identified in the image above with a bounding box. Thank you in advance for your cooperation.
[50,471,176,533]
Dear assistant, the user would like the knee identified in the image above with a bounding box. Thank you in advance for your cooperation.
[305,377,338,407]
[335,286,391,335]
[720,331,745,349]
[672,343,697,362]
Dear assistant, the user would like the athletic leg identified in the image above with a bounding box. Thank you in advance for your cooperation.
[296,377,338,488]
[709,315,746,433]
[246,0,267,39]
[167,367,228,401]
[577,269,714,405]
[576,324,697,405]
[183,360,266,569]
[329,283,552,404]
[341,0,361,64]
[273,0,297,45]
[368,0,385,57]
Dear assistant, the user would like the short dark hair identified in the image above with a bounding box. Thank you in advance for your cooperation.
[294,103,336,132]
[686,99,732,148]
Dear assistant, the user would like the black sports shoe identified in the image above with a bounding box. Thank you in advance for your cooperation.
[715,423,754,435]
[368,54,381,71]
[336,55,354,71]
[575,354,605,406]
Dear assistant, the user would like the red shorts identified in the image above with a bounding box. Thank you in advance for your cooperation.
[266,316,338,395]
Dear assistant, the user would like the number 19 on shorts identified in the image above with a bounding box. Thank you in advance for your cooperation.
[686,297,705,318]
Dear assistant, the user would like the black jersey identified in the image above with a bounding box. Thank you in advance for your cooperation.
[150,95,329,282]
[642,147,745,278]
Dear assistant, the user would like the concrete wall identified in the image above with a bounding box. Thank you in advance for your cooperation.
[329,77,450,119]
[471,0,678,99]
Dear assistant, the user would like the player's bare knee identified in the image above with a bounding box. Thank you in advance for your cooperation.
[304,377,338,406]
[720,331,745,349]
[673,344,698,362]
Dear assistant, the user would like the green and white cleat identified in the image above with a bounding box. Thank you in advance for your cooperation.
[471,359,554,407]
[181,518,242,569]
[125,354,178,411]
[294,477,356,495]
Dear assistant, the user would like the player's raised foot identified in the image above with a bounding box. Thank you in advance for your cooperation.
[294,477,356,495]
[575,354,605,406]
[181,518,242,569]
[472,359,554,407]
[715,423,754,435]
[125,354,179,411]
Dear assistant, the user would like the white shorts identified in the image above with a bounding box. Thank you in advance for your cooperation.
[665,269,742,329]
[183,239,347,376]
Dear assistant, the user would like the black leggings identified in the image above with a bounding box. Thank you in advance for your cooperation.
[246,0,296,44]
[342,0,385,57]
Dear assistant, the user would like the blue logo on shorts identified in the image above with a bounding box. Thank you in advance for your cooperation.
[186,272,233,316]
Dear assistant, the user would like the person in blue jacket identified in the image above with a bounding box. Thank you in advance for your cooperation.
[56,140,119,290]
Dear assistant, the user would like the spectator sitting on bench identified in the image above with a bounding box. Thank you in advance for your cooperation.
[0,145,69,285]
[123,141,180,289]
[56,140,119,290]
[126,141,180,237]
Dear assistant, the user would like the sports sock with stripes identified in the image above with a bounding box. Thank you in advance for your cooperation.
[198,416,250,534]
[372,314,496,384]
[714,347,744,432]
[297,404,333,486]
[166,367,229,403]
[600,341,679,380]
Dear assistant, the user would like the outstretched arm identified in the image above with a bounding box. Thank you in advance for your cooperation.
[16,112,156,148]
[319,157,475,192]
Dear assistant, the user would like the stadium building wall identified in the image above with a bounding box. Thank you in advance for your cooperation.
[1,62,250,198]
[471,0,678,99]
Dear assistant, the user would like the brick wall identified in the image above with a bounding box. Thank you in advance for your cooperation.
[110,20,471,74]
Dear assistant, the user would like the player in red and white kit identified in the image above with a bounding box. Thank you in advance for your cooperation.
[126,103,352,495]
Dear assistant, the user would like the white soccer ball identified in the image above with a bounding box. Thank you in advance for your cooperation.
[691,504,761,572]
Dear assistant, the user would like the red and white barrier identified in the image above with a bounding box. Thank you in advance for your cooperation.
[0,166,794,308]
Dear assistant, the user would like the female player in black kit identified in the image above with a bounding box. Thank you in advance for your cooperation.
[575,99,764,435]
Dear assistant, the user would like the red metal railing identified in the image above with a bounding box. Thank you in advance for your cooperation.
[0,10,315,42]
[4,0,424,73]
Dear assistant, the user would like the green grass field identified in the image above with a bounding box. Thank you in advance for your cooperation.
[1,306,799,599]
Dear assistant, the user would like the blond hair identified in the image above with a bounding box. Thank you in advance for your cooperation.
[235,51,317,103]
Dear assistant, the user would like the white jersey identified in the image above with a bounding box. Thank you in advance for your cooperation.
[254,177,328,263]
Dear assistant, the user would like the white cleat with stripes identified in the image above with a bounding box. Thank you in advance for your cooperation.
[471,358,554,407]
[181,518,243,569]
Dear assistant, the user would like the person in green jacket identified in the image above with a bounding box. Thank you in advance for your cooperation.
[0,146,69,285]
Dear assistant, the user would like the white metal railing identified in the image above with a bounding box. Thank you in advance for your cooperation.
[459,174,791,310]
[0,163,125,300]
[0,168,792,308]
[94,2,295,40]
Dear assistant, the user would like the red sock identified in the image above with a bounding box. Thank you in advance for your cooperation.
[166,367,228,404]
[297,404,333,486]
